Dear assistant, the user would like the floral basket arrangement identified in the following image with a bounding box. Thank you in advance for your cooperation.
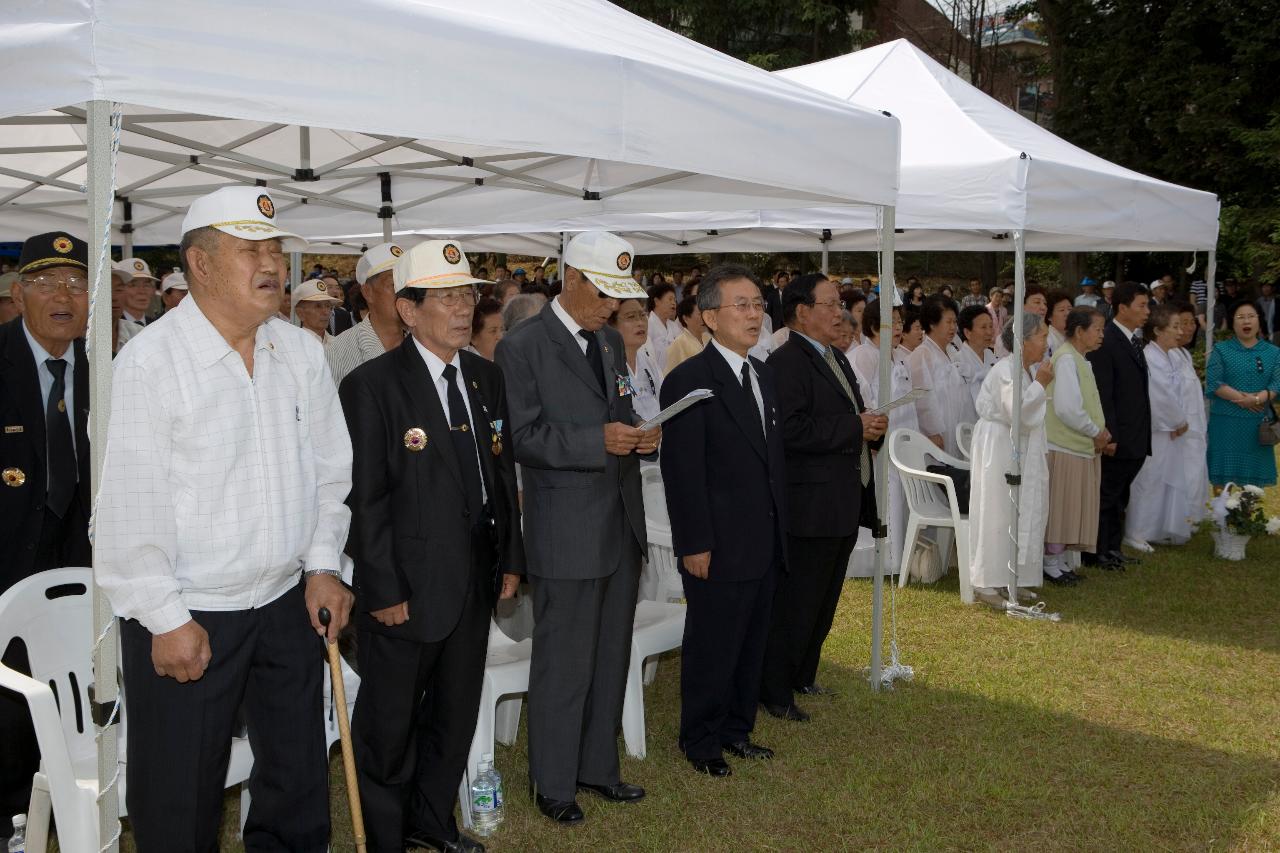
[1203,483,1280,560]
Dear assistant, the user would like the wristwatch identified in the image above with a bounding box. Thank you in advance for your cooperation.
[303,568,342,579]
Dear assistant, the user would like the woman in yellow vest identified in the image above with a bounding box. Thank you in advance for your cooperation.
[1043,307,1112,585]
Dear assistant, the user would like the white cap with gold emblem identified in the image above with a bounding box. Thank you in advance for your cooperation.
[116,257,158,281]
[393,240,491,293]
[562,231,646,299]
[355,242,405,285]
[160,271,189,293]
[180,186,309,252]
[292,277,342,307]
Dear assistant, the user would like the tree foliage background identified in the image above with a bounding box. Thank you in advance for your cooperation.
[616,0,1280,282]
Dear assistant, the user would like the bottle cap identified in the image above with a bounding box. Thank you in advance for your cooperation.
[12,814,25,827]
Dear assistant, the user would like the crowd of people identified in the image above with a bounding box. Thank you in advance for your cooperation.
[1,185,1277,851]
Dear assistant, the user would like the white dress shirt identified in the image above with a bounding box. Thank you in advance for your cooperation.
[95,294,353,635]
[711,338,764,427]
[553,295,588,354]
[22,321,77,456]
[412,338,488,504]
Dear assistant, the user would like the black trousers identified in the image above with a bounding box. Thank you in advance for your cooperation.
[526,540,641,801]
[0,498,91,837]
[678,567,776,761]
[352,556,491,852]
[759,533,857,708]
[1092,455,1146,556]
[120,582,328,853]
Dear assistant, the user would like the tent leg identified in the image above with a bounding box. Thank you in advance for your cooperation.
[1205,246,1217,357]
[290,251,302,290]
[821,243,829,276]
[869,206,894,692]
[87,98,122,853]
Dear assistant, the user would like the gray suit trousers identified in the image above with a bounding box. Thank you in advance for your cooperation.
[526,520,641,801]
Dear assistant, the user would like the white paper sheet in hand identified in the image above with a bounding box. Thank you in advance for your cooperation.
[638,388,714,429]
[869,389,926,416]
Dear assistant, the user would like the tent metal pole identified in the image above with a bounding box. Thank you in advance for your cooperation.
[379,171,394,241]
[1205,246,1217,358]
[1008,232,1026,606]
[290,252,302,291]
[559,231,567,279]
[821,242,829,276]
[87,98,122,853]
[121,198,133,256]
[870,205,894,691]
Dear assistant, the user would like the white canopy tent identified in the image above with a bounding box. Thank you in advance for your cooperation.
[2,2,903,848]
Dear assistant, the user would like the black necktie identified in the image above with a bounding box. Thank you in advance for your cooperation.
[44,358,77,518]
[579,329,606,394]
[1131,333,1147,370]
[740,362,764,435]
[441,363,485,521]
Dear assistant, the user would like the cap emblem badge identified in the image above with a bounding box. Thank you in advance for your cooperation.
[616,252,631,271]
[442,244,462,265]
[53,237,73,254]
[133,260,145,271]
[2,467,25,487]
[390,245,403,257]
[315,281,327,292]
[256,193,275,219]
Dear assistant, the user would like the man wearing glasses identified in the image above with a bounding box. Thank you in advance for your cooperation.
[495,231,657,824]
[0,231,93,834]
[760,273,886,722]
[659,264,789,777]
[117,256,159,325]
[340,240,524,853]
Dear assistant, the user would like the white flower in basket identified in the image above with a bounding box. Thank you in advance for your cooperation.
[1267,517,1280,536]
[1245,484,1265,496]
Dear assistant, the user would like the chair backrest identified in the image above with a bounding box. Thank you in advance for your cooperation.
[888,429,954,519]
[0,568,98,766]
[641,463,670,531]
[956,422,974,459]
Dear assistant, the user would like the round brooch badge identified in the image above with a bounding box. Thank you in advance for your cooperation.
[133,260,145,272]
[390,245,403,257]
[404,427,428,451]
[442,244,462,265]
[315,281,327,292]
[52,236,73,254]
[256,193,276,219]
[2,467,25,487]
[616,251,631,271]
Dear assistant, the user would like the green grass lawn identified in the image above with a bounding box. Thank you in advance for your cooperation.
[110,526,1272,852]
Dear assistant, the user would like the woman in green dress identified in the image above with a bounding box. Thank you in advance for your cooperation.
[1206,300,1280,486]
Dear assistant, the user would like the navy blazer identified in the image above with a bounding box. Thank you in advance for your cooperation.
[659,343,788,582]
[1086,321,1152,459]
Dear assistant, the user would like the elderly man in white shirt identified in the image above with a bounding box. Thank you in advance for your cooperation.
[96,186,353,853]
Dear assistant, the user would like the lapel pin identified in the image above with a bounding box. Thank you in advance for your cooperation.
[403,427,428,451]
[2,467,25,487]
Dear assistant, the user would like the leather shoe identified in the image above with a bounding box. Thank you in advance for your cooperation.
[404,830,485,852]
[1061,570,1085,582]
[577,780,645,802]
[534,793,584,824]
[689,757,732,776]
[762,702,810,722]
[724,740,774,760]
[1095,558,1125,572]
[1107,549,1139,565]
[1045,573,1077,586]
[796,683,835,696]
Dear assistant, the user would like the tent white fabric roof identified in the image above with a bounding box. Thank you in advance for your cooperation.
[358,39,1218,254]
[0,0,901,246]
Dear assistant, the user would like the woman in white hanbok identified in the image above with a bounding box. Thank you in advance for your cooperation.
[1046,290,1073,357]
[968,315,1053,599]
[1125,305,1199,546]
[851,303,916,571]
[908,298,969,456]
[645,282,680,371]
[1174,304,1210,525]
[951,305,998,427]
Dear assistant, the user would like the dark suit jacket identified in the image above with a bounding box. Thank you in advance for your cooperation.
[768,335,880,537]
[0,318,90,591]
[659,344,788,582]
[339,338,524,643]
[764,286,784,333]
[330,306,355,337]
[1086,320,1152,460]
[495,302,646,580]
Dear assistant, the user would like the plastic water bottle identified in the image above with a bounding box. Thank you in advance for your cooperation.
[7,815,25,853]
[469,754,504,836]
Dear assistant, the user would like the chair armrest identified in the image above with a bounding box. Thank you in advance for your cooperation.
[0,663,80,795]
[925,446,971,470]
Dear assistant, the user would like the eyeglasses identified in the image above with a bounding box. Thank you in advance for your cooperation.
[424,288,478,308]
[20,275,89,295]
[124,280,154,290]
[811,298,841,310]
[715,298,764,313]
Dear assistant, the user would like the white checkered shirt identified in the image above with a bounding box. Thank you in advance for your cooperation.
[95,294,353,635]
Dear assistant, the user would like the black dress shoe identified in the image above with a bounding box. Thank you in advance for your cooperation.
[1045,573,1077,586]
[1107,550,1139,565]
[534,793,585,824]
[762,702,810,722]
[404,830,485,852]
[724,740,774,760]
[577,780,645,802]
[796,683,835,696]
[1094,558,1125,572]
[1060,570,1085,582]
[689,757,732,776]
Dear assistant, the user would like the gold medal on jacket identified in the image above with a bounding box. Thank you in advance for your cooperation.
[2,467,25,487]
[403,427,428,451]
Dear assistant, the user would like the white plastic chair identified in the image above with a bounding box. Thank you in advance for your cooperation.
[0,569,253,852]
[621,600,686,759]
[887,429,975,604]
[458,619,532,830]
[956,422,974,460]
[640,464,684,606]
